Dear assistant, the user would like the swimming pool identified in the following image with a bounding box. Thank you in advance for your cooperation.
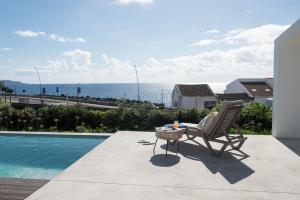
[0,133,108,179]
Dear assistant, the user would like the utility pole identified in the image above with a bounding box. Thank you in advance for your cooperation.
[77,83,81,104]
[161,89,164,104]
[56,87,59,96]
[134,65,140,101]
[34,67,43,104]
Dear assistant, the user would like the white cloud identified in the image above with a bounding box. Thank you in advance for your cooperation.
[14,30,86,43]
[205,29,220,34]
[191,39,219,47]
[14,30,45,38]
[101,24,289,83]
[6,24,290,84]
[49,34,86,43]
[192,24,289,47]
[0,47,12,51]
[62,49,92,65]
[113,0,154,6]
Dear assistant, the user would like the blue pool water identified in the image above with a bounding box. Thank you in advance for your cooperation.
[0,134,108,179]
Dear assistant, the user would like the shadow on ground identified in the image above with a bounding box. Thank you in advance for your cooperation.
[276,138,300,156]
[150,154,180,167]
[159,140,255,184]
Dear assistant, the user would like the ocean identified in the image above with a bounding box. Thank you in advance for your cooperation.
[4,82,227,107]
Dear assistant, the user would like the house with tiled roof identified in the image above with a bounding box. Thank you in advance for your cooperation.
[171,84,216,109]
[225,78,273,106]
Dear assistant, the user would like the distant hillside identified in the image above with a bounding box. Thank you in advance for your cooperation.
[0,80,26,89]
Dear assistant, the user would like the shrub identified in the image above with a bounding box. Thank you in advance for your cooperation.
[0,102,273,134]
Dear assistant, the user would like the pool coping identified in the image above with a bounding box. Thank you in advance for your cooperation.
[0,131,114,137]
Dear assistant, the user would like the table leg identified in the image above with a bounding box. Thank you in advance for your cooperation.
[153,138,158,155]
[166,140,169,157]
[177,140,180,153]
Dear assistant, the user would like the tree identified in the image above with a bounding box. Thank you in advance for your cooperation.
[6,88,14,103]
[1,87,8,102]
[0,81,4,96]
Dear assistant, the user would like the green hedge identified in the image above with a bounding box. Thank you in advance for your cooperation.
[0,102,272,134]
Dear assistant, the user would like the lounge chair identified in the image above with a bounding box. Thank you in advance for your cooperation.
[184,100,247,156]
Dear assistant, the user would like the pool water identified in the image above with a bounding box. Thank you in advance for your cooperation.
[0,134,108,179]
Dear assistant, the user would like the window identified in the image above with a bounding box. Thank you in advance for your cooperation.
[251,89,257,92]
[204,101,216,108]
[265,89,271,92]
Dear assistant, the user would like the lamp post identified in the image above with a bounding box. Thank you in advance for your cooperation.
[134,65,140,101]
[77,83,81,104]
[34,67,43,104]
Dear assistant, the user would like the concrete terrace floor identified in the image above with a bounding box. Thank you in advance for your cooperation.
[27,131,300,200]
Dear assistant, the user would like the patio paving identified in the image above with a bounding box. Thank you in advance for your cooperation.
[27,131,300,200]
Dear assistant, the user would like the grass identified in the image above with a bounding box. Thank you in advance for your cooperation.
[0,100,10,106]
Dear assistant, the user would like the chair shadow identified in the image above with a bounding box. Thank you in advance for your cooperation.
[150,154,180,167]
[162,140,255,184]
[276,138,300,156]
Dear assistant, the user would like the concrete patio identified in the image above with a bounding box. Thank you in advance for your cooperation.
[27,131,300,200]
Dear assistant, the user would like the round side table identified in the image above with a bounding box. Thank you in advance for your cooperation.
[153,127,186,156]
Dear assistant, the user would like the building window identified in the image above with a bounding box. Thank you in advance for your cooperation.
[204,101,216,108]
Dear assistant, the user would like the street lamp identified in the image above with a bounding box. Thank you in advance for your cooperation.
[34,67,43,104]
[77,83,81,104]
[134,65,140,101]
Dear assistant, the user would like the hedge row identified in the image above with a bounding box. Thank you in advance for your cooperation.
[0,102,272,134]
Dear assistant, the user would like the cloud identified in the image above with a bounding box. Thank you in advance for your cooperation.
[191,39,219,47]
[63,49,92,65]
[0,47,12,51]
[192,24,289,47]
[101,24,289,83]
[49,34,86,43]
[112,0,154,6]
[204,29,220,34]
[14,30,86,43]
[6,24,290,84]
[14,30,45,38]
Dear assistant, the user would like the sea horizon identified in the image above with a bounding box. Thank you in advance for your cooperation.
[3,81,228,107]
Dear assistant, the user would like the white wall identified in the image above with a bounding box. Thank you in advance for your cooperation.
[182,96,216,109]
[273,19,300,138]
[254,97,269,104]
[171,86,181,107]
[225,80,246,94]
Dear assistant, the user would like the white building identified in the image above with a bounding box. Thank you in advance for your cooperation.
[273,19,300,139]
[171,84,216,109]
[225,78,273,105]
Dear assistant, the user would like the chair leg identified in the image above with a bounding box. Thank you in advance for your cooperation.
[202,137,228,157]
[230,137,247,150]
[153,138,158,155]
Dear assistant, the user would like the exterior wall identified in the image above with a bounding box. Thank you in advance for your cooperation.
[171,86,181,107]
[254,97,270,104]
[181,96,216,109]
[225,80,246,94]
[273,19,300,138]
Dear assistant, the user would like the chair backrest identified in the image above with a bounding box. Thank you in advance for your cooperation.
[206,101,244,139]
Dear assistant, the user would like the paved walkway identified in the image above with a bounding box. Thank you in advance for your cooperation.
[27,132,300,200]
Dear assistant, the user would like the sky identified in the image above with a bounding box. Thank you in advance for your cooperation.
[0,0,299,85]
